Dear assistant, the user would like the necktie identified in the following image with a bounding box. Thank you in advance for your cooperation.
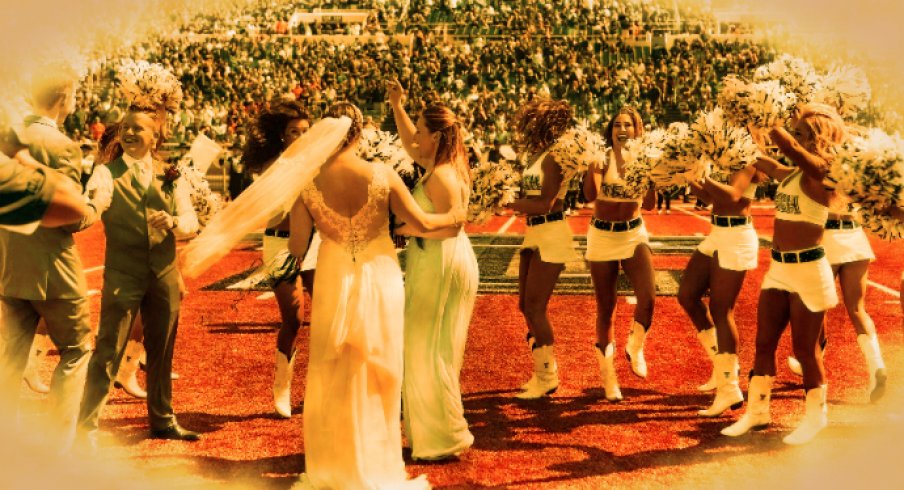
[133,161,149,192]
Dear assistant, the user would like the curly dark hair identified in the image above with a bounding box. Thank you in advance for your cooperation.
[604,106,644,148]
[242,98,311,173]
[512,97,574,154]
[325,101,364,151]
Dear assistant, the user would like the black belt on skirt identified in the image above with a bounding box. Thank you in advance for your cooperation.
[264,228,290,238]
[591,216,643,232]
[711,215,752,227]
[526,211,565,227]
[771,247,825,264]
[825,219,859,230]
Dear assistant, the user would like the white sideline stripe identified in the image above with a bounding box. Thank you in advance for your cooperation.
[868,280,901,298]
[84,266,104,273]
[256,292,275,300]
[675,206,709,223]
[87,289,100,297]
[496,215,517,234]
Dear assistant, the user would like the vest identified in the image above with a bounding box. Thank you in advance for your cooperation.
[102,157,178,279]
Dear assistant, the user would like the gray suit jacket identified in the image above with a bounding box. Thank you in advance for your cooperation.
[0,116,92,300]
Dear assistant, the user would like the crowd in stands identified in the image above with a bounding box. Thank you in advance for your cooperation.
[177,0,716,38]
[67,31,771,164]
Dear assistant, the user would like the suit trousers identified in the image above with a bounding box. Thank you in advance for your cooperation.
[78,267,181,433]
[0,296,92,442]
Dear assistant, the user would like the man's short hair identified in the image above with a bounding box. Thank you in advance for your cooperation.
[29,64,79,109]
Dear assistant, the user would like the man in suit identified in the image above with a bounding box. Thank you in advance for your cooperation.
[0,69,104,451]
[0,153,89,228]
[77,107,200,445]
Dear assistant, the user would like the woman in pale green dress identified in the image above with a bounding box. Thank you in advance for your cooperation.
[388,80,479,460]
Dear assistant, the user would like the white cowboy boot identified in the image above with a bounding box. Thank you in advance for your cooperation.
[721,375,773,437]
[594,343,623,402]
[624,321,648,378]
[519,333,538,391]
[788,338,827,377]
[857,334,887,403]
[140,349,180,380]
[783,385,828,445]
[115,340,147,399]
[698,353,744,417]
[516,345,559,399]
[696,327,718,391]
[787,356,803,377]
[274,349,296,418]
[23,334,52,394]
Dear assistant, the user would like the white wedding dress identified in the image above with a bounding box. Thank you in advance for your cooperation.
[297,165,429,490]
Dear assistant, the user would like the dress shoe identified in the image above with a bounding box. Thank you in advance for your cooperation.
[150,424,201,441]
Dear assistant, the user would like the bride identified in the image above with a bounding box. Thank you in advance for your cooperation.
[288,102,463,489]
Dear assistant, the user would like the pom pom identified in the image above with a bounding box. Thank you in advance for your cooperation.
[547,125,608,176]
[812,65,872,121]
[718,76,798,129]
[654,122,705,188]
[753,54,821,100]
[468,160,518,224]
[687,107,760,174]
[176,156,222,230]
[116,59,183,113]
[621,129,665,198]
[830,128,904,240]
[358,128,415,177]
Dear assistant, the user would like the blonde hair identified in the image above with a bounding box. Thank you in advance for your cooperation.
[796,103,846,157]
[29,66,78,110]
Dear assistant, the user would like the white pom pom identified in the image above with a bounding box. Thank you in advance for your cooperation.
[358,129,416,177]
[687,108,760,175]
[812,65,872,121]
[831,128,904,240]
[548,126,608,176]
[468,160,518,224]
[116,59,183,113]
[753,54,821,100]
[718,76,797,129]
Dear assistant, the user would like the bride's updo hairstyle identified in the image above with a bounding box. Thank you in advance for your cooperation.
[326,101,364,151]
[513,97,573,154]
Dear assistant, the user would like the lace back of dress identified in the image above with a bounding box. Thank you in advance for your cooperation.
[303,166,391,259]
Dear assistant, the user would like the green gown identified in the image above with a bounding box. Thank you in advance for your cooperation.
[402,179,478,460]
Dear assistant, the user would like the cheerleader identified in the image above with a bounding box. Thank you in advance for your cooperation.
[785,202,887,403]
[241,99,316,418]
[723,104,845,445]
[582,106,656,401]
[678,163,758,416]
[506,98,580,399]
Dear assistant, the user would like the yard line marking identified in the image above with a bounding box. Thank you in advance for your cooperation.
[675,206,710,223]
[496,215,517,234]
[87,289,101,297]
[256,292,275,300]
[868,280,900,298]
[84,266,105,273]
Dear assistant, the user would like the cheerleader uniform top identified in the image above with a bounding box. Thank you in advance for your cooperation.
[597,152,642,203]
[774,168,828,225]
[523,150,576,201]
